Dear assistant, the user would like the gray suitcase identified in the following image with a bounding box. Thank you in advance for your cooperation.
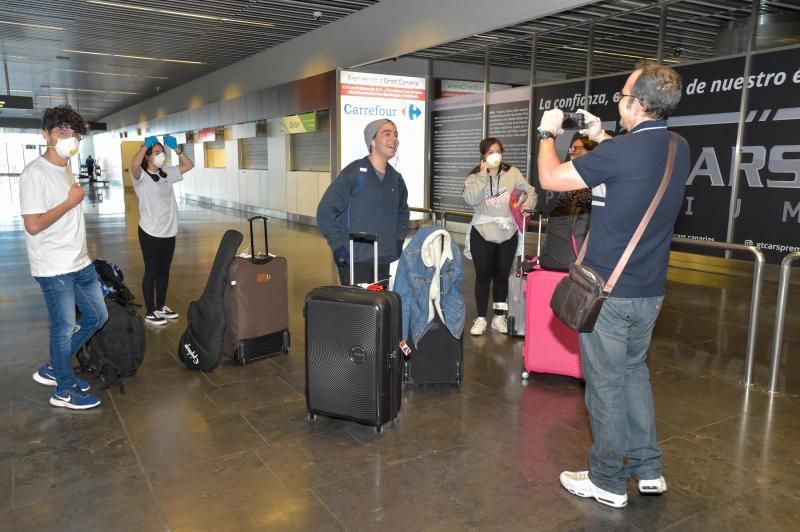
[507,211,540,337]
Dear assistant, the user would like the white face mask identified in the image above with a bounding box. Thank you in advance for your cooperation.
[485,152,502,169]
[54,137,79,158]
[153,153,167,168]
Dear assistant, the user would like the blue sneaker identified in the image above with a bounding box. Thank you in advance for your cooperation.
[50,388,102,410]
[33,363,90,392]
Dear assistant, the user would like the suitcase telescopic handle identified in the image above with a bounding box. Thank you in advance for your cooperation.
[348,232,379,285]
[248,216,272,265]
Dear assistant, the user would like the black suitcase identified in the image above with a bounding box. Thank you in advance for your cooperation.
[403,314,463,386]
[304,233,402,432]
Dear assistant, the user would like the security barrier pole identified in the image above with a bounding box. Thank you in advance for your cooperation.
[409,207,436,225]
[767,252,800,394]
[671,238,765,387]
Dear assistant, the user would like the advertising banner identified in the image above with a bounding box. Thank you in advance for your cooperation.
[527,47,800,263]
[338,70,427,212]
[430,87,531,213]
[280,112,317,134]
[198,128,216,142]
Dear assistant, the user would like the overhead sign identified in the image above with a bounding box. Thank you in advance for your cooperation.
[0,95,33,110]
[280,112,317,134]
[339,70,427,212]
[232,122,258,139]
[440,79,512,98]
[198,127,216,142]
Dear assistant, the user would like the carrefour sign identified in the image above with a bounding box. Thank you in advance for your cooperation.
[338,70,427,214]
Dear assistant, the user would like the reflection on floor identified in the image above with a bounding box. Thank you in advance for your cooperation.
[1,182,799,531]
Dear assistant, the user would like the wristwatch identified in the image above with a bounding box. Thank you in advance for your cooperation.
[538,130,555,140]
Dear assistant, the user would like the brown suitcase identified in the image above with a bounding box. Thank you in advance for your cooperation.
[223,216,290,364]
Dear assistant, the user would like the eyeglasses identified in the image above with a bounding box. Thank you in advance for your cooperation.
[619,93,639,102]
[49,128,83,141]
[568,145,586,153]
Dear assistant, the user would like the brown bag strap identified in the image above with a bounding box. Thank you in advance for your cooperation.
[576,132,677,293]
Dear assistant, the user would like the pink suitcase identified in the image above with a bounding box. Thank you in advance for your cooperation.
[521,267,583,380]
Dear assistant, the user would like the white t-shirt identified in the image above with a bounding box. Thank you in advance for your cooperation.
[19,157,91,277]
[132,165,184,238]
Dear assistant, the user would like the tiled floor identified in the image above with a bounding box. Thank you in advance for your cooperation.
[1,181,799,531]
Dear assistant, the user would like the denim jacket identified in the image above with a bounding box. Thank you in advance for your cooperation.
[393,226,465,346]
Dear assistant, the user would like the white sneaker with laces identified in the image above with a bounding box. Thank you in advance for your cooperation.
[638,476,667,495]
[155,305,179,320]
[470,317,487,336]
[144,312,167,326]
[490,314,508,334]
[559,470,628,508]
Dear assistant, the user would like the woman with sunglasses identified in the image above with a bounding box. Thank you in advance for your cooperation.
[558,134,597,209]
[130,136,194,326]
[539,134,598,271]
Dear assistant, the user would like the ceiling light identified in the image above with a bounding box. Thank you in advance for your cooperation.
[58,68,169,80]
[48,87,141,95]
[63,49,204,65]
[0,20,64,31]
[86,0,274,28]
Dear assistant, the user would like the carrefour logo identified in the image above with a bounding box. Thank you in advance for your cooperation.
[402,104,422,120]
[343,104,398,117]
[342,103,422,120]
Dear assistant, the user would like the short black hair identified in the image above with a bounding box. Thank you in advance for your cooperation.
[41,105,88,135]
[632,62,683,119]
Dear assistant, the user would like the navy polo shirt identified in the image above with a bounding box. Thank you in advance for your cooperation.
[571,119,690,298]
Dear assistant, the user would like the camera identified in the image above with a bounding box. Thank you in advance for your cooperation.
[562,112,586,130]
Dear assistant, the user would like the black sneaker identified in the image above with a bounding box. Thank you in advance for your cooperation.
[155,305,179,320]
[145,312,167,326]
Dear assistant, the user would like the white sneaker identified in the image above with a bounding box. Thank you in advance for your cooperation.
[559,470,628,508]
[144,312,167,326]
[490,314,508,334]
[470,317,487,336]
[638,476,667,495]
[155,305,179,320]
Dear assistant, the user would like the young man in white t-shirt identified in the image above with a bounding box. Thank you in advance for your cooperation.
[19,105,107,410]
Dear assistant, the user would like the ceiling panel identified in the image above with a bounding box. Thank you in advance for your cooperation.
[0,0,380,123]
[408,0,798,82]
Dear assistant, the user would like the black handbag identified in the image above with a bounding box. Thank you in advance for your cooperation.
[539,209,590,272]
[550,133,677,333]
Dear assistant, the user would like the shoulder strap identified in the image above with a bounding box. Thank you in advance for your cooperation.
[576,132,677,293]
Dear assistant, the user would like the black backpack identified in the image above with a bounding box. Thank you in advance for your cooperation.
[179,229,243,371]
[78,259,145,392]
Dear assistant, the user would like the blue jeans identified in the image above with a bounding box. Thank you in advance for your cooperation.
[35,263,108,393]
[579,295,664,495]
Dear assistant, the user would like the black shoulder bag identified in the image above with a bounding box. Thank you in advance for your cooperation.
[549,132,677,333]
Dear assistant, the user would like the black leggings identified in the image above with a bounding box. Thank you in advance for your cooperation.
[138,226,176,313]
[470,228,518,318]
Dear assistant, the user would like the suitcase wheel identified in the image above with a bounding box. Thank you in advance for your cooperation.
[507,317,516,337]
[521,370,530,380]
[307,412,316,422]
[375,425,382,434]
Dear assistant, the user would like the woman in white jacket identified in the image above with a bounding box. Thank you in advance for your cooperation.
[463,137,536,336]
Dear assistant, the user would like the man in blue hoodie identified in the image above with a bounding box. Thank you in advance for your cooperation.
[317,119,410,284]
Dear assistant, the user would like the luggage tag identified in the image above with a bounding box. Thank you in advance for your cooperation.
[399,340,412,357]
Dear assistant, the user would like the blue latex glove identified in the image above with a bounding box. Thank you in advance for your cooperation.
[397,240,404,258]
[333,246,348,266]
[163,135,178,151]
[144,136,159,148]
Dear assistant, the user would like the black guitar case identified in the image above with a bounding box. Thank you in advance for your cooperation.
[179,229,243,371]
